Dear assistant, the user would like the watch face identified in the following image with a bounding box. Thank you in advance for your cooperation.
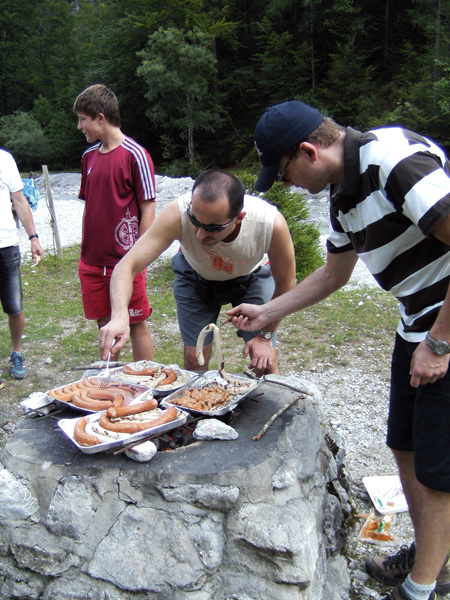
[427,334,450,354]
[435,340,450,354]
[260,330,272,340]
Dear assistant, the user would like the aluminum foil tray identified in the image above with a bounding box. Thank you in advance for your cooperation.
[57,405,189,454]
[108,361,196,397]
[160,370,260,416]
[45,378,150,414]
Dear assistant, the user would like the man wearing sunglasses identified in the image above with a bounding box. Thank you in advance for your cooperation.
[227,100,450,600]
[100,169,296,376]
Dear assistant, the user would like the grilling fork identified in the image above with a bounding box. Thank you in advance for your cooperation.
[100,339,116,389]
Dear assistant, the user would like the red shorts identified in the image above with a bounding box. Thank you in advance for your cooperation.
[78,259,152,323]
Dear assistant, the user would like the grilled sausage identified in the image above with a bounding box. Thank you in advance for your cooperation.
[122,365,156,377]
[106,398,158,418]
[156,367,177,387]
[99,406,178,434]
[48,388,74,403]
[73,416,99,446]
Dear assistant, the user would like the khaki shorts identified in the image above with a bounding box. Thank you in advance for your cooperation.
[172,251,276,346]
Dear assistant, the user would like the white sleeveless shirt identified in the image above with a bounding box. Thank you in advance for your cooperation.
[177,192,277,281]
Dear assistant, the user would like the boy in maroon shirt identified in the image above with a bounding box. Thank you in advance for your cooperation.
[73,84,155,361]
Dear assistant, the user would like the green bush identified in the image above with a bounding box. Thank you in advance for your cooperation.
[33,95,84,170]
[0,110,52,170]
[239,172,324,281]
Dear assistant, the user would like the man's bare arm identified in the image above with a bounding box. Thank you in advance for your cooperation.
[99,201,181,358]
[228,249,359,332]
[410,214,450,387]
[241,212,296,373]
[11,190,44,264]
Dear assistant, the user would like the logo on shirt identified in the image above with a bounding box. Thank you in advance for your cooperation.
[201,248,248,274]
[115,208,139,250]
[129,308,143,317]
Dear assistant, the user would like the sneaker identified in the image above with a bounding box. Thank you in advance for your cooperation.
[381,585,436,600]
[366,543,450,595]
[437,553,450,594]
[10,352,26,379]
[0,375,4,390]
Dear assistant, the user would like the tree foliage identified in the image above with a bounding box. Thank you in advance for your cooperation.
[240,172,323,281]
[137,27,224,169]
[0,110,51,170]
[0,0,449,171]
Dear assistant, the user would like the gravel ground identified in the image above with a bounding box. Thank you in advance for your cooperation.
[6,173,432,599]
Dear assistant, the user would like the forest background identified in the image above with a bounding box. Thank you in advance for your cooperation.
[0,0,449,176]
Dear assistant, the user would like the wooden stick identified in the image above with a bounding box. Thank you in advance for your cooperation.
[253,394,304,440]
[220,315,234,325]
[42,165,63,259]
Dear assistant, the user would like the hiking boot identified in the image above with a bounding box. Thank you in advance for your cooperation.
[0,375,4,390]
[366,544,415,587]
[381,585,436,600]
[10,352,26,379]
[366,543,450,595]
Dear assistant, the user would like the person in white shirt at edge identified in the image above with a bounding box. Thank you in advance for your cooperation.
[0,149,44,387]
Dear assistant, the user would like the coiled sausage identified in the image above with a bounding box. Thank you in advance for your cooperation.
[99,406,178,434]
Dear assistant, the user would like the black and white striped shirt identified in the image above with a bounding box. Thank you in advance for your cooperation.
[327,127,450,341]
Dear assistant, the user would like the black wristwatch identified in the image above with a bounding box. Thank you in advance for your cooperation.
[28,233,39,241]
[425,332,450,355]
[259,329,273,341]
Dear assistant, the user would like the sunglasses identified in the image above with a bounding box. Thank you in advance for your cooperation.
[277,149,298,183]
[187,203,238,233]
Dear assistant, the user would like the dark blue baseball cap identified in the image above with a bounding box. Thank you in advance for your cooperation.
[254,101,324,192]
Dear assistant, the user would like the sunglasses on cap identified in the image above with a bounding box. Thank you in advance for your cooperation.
[186,203,238,233]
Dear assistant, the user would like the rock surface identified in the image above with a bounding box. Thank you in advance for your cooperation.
[0,377,350,599]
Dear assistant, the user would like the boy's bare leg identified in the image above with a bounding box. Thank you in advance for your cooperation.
[184,343,212,371]
[130,320,154,361]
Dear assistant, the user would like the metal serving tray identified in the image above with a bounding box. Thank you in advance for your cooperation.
[108,361,196,397]
[57,405,189,454]
[45,378,150,414]
[160,370,260,416]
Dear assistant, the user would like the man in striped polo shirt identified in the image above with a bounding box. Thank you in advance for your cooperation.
[73,84,155,363]
[228,101,450,600]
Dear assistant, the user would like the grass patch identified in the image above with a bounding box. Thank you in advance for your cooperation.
[0,245,399,404]
[276,286,398,371]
